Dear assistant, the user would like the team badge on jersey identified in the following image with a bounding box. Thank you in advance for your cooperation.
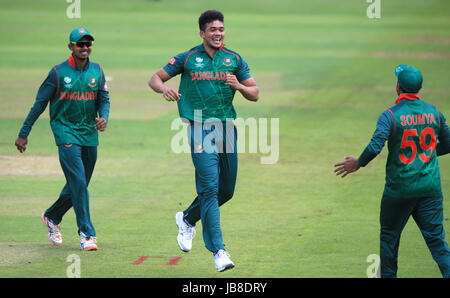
[222,57,232,66]
[169,57,176,65]
[88,77,97,88]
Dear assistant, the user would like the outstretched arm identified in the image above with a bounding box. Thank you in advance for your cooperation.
[334,110,394,178]
[334,156,360,178]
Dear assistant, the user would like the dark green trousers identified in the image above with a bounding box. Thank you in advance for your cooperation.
[45,144,97,238]
[183,121,238,252]
[380,195,450,278]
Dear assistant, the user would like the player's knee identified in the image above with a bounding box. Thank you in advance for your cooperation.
[198,184,218,200]
[219,188,234,203]
[69,176,88,191]
[424,231,447,250]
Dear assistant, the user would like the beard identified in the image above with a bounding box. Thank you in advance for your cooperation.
[75,53,89,60]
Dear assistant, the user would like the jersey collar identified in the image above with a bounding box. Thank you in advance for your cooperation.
[68,55,90,70]
[198,43,226,52]
[395,93,419,104]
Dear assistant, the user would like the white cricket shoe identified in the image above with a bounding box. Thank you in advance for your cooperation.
[79,232,98,251]
[175,212,196,252]
[41,212,62,246]
[214,249,235,272]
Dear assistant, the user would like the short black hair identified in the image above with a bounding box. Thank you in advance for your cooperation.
[198,10,224,31]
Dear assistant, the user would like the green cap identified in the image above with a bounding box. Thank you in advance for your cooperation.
[69,27,94,43]
[394,64,423,93]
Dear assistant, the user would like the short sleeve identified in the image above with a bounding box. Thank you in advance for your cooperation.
[163,52,188,77]
[235,55,251,82]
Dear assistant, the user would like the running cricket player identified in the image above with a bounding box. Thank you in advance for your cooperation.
[334,65,450,277]
[149,10,259,272]
[14,28,110,251]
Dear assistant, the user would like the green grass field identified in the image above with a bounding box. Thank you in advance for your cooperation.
[0,0,449,278]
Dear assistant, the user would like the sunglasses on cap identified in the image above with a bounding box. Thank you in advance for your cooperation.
[72,41,93,48]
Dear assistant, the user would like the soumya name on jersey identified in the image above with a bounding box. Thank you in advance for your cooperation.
[400,112,437,127]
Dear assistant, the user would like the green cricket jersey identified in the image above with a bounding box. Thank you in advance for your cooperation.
[163,43,251,122]
[359,93,450,198]
[19,55,110,146]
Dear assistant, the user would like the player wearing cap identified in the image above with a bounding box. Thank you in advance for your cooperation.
[149,10,259,272]
[14,27,110,251]
[334,65,450,277]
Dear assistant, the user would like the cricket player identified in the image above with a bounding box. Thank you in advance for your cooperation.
[14,28,110,251]
[149,10,259,272]
[334,65,450,277]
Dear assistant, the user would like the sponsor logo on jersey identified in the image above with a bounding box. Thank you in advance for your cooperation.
[64,76,72,88]
[190,71,232,81]
[195,57,204,68]
[169,57,176,65]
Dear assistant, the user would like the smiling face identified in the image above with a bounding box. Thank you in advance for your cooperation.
[200,20,225,50]
[68,36,93,61]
